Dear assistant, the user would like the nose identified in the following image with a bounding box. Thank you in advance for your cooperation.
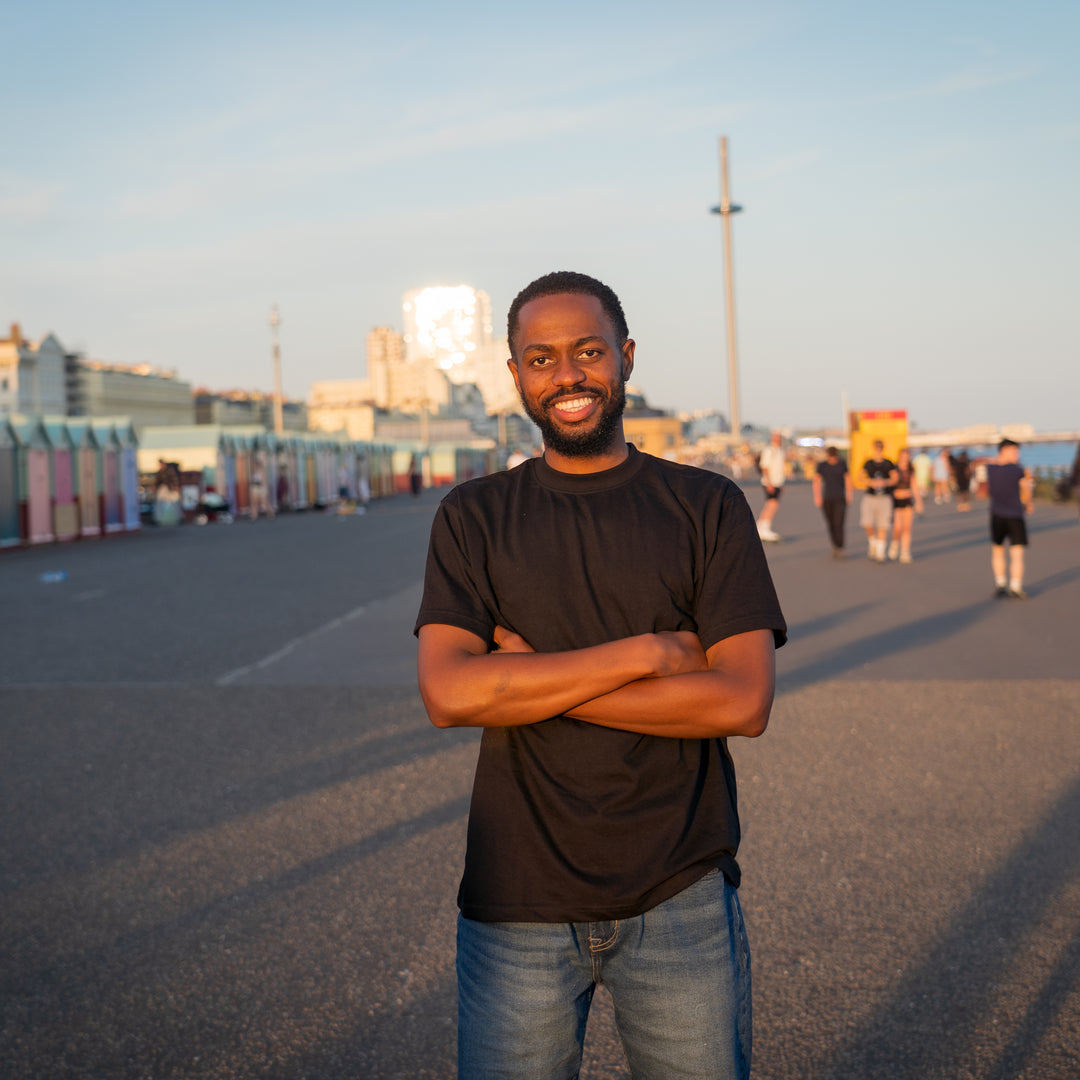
[551,356,586,387]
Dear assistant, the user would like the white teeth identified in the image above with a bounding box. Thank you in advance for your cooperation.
[553,396,594,412]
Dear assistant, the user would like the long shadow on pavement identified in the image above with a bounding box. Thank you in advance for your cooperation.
[777,597,996,692]
[812,774,1080,1079]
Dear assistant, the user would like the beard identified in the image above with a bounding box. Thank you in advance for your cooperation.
[520,379,627,459]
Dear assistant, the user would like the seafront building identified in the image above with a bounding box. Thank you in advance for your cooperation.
[0,325,67,417]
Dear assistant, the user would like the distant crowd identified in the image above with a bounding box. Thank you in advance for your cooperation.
[742,434,1080,601]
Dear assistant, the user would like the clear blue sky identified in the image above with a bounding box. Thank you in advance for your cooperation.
[2,0,1077,431]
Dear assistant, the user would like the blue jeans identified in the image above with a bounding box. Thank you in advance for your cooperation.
[456,869,751,1079]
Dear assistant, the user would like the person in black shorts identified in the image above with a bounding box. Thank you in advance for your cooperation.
[986,438,1033,598]
[888,446,924,562]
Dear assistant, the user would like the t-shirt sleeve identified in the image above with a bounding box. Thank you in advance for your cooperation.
[413,493,496,643]
[694,483,787,652]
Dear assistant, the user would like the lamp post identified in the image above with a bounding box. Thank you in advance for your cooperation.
[269,304,284,435]
[709,136,743,440]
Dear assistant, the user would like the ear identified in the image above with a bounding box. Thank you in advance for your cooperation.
[621,338,636,381]
[506,356,522,395]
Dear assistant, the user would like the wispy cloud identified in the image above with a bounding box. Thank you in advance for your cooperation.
[0,173,65,223]
[880,63,1041,102]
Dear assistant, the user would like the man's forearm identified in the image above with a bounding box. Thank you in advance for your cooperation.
[568,629,776,739]
[568,666,773,739]
[417,624,707,730]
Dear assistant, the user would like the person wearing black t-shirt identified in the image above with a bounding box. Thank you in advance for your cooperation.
[415,272,786,1080]
[987,437,1033,598]
[860,441,898,562]
[812,445,853,557]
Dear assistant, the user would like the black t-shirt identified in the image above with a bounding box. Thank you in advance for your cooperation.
[816,459,848,501]
[862,457,896,491]
[415,446,787,922]
[987,462,1025,518]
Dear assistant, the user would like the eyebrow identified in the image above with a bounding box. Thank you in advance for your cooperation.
[521,336,607,356]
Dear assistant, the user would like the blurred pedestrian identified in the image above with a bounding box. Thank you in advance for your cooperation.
[912,449,932,498]
[987,438,1033,598]
[932,449,951,504]
[952,449,972,512]
[812,445,852,558]
[276,468,290,512]
[888,447,923,562]
[756,431,786,542]
[860,440,898,562]
[249,460,273,520]
[506,447,528,469]
[409,453,423,496]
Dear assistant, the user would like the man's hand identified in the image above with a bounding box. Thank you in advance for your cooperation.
[492,626,534,654]
[652,630,708,677]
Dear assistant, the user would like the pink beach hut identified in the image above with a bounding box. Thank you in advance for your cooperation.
[42,419,80,541]
[13,416,54,545]
[65,421,102,537]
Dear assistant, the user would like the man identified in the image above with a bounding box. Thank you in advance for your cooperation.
[415,271,786,1079]
[812,445,853,558]
[987,438,1033,598]
[859,440,898,562]
[756,431,786,541]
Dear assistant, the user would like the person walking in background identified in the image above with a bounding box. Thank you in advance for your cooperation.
[756,431,786,542]
[888,447,924,562]
[813,445,853,558]
[416,270,786,1079]
[912,448,933,500]
[932,449,951,504]
[409,453,423,496]
[987,438,1033,598]
[860,440,898,562]
[952,449,973,512]
[275,467,290,512]
[249,460,273,520]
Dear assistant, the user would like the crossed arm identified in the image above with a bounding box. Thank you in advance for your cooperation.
[416,623,776,740]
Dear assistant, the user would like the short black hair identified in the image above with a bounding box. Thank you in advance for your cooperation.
[998,437,1020,451]
[507,271,629,357]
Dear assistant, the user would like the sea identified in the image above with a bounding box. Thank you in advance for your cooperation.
[957,442,1078,473]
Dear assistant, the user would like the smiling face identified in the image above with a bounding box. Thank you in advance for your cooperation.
[507,292,635,473]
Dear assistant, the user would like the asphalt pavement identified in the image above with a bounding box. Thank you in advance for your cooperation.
[1,481,1078,1079]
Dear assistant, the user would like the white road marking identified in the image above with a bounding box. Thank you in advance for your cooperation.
[215,603,369,685]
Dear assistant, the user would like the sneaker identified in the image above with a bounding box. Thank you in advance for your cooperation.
[888,541,899,560]
[994,586,1009,599]
[899,552,912,564]
[758,527,780,542]
[1008,587,1029,599]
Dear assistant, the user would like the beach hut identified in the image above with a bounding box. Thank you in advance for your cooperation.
[230,431,252,517]
[42,418,80,541]
[66,420,102,537]
[0,417,20,548]
[91,421,124,534]
[94,418,141,531]
[292,439,310,510]
[272,434,298,511]
[12,416,55,544]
